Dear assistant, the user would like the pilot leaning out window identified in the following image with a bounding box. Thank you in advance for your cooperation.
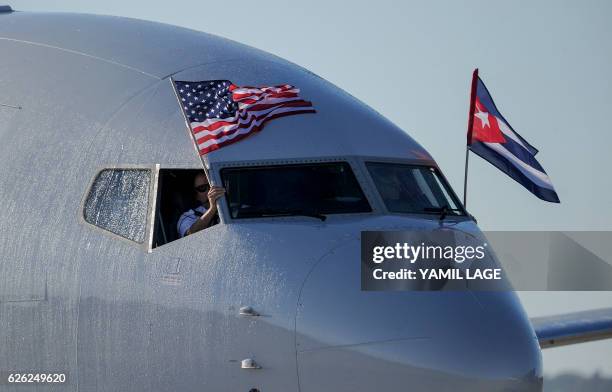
[177,172,226,238]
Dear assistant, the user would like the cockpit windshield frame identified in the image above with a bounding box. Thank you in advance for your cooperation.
[213,157,379,222]
[363,159,468,220]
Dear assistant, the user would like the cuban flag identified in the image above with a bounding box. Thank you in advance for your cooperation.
[467,69,560,203]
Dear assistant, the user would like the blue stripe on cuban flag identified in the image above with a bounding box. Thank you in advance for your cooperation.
[468,76,560,203]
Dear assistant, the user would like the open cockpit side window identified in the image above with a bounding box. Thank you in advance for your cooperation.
[83,168,221,249]
[152,169,219,249]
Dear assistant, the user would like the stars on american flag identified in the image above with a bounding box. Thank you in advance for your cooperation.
[176,80,239,123]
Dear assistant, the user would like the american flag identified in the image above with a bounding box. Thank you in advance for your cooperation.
[173,80,315,155]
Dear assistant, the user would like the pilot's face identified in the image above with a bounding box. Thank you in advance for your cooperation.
[194,173,209,204]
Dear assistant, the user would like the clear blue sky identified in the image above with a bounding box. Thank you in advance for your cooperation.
[9,0,612,377]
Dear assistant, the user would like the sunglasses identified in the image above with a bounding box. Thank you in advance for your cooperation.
[194,184,209,193]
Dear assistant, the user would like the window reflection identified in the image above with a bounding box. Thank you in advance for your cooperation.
[366,163,463,216]
[221,162,371,219]
[84,169,150,242]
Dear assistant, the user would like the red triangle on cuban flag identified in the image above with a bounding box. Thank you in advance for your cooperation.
[470,96,507,143]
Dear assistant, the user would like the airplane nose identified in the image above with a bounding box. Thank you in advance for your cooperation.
[296,240,542,392]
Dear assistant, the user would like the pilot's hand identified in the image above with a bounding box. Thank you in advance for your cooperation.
[207,186,226,210]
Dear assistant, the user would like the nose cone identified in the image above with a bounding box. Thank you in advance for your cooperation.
[296,239,542,392]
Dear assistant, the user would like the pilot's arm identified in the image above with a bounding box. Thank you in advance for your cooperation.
[184,186,225,237]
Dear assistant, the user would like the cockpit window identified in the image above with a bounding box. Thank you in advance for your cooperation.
[366,163,464,216]
[84,169,150,242]
[221,162,371,219]
[152,169,219,248]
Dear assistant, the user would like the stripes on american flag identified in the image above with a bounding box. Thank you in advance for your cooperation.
[174,80,315,155]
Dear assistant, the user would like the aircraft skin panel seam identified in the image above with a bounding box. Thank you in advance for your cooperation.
[0,36,161,79]
[80,81,165,166]
[296,336,432,354]
[293,236,360,390]
[160,57,265,80]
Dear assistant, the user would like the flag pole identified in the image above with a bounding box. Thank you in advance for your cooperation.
[168,76,213,186]
[463,146,470,207]
[169,77,225,224]
[464,68,479,208]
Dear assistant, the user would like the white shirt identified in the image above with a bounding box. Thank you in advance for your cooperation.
[177,205,207,238]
